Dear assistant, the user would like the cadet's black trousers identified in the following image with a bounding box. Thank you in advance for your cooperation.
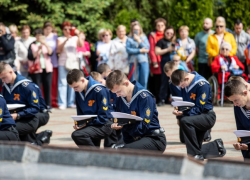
[36,112,49,130]
[123,133,167,152]
[0,126,20,141]
[16,116,39,143]
[104,129,123,147]
[71,123,114,147]
[180,110,219,158]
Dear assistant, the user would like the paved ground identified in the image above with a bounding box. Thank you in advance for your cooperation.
[38,104,243,161]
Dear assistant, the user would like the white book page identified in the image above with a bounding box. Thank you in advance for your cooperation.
[71,115,97,121]
[111,112,143,121]
[7,104,26,110]
[233,130,250,138]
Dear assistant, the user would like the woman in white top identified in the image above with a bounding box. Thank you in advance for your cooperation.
[56,21,83,110]
[96,29,112,66]
[14,25,36,77]
[109,25,128,72]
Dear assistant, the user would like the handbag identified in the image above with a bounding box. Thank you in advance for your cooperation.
[65,52,79,70]
[29,62,40,74]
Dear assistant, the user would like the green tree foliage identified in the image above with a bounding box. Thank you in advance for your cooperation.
[224,0,250,29]
[0,0,249,44]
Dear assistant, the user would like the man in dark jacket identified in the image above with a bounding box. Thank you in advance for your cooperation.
[0,22,15,66]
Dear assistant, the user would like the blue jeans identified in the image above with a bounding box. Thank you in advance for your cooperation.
[58,66,75,107]
[129,62,149,88]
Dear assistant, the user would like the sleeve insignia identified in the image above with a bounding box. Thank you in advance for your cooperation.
[131,111,136,116]
[33,99,39,103]
[103,106,108,111]
[22,82,29,87]
[200,100,205,105]
[0,108,2,115]
[202,93,206,100]
[102,97,107,106]
[0,118,2,122]
[190,93,196,100]
[146,108,151,117]
[140,92,148,98]
[94,86,102,92]
[199,81,205,86]
[33,91,37,98]
[14,94,20,101]
[144,118,150,123]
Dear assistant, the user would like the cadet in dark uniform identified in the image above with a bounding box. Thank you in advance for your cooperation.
[0,62,51,144]
[164,61,211,143]
[67,69,114,147]
[0,94,19,141]
[225,79,250,160]
[106,70,167,152]
[171,69,226,160]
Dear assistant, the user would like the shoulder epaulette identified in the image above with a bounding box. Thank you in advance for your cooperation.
[140,91,148,98]
[22,81,29,87]
[94,86,102,93]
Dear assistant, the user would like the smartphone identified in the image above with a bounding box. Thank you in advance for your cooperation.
[171,43,175,48]
[134,30,138,35]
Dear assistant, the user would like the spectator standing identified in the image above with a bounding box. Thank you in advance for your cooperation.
[148,18,166,103]
[77,31,91,74]
[176,26,196,71]
[126,23,150,89]
[56,21,82,110]
[29,28,53,108]
[155,26,176,106]
[195,18,214,79]
[233,19,250,76]
[43,21,59,108]
[207,17,237,63]
[9,25,20,41]
[246,27,250,36]
[96,29,112,66]
[109,25,128,72]
[0,22,15,67]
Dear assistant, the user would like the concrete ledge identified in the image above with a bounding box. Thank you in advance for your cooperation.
[204,158,250,179]
[38,145,203,177]
[0,141,40,163]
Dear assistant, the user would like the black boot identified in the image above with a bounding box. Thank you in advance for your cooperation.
[215,138,226,157]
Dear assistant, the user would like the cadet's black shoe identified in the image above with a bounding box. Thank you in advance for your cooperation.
[203,133,212,142]
[215,138,226,157]
[111,144,125,149]
[157,100,165,107]
[40,130,53,144]
[194,155,204,161]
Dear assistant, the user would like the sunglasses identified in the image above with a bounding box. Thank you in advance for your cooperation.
[102,34,109,37]
[216,25,224,28]
[222,48,229,51]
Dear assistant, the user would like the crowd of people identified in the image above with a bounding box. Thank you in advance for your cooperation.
[0,16,250,161]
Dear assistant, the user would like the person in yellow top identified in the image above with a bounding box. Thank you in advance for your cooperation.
[207,16,237,65]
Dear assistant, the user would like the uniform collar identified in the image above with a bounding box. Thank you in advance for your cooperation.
[4,73,31,94]
[121,81,152,108]
[184,71,209,92]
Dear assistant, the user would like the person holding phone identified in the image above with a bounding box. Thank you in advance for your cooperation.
[29,28,53,108]
[155,26,176,106]
[126,23,150,89]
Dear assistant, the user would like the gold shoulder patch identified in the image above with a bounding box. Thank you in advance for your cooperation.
[33,91,37,98]
[103,97,107,105]
[145,118,150,123]
[0,108,2,116]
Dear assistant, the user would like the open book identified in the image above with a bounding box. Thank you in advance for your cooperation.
[7,104,26,110]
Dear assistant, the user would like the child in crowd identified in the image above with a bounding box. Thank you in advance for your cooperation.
[172,54,189,72]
